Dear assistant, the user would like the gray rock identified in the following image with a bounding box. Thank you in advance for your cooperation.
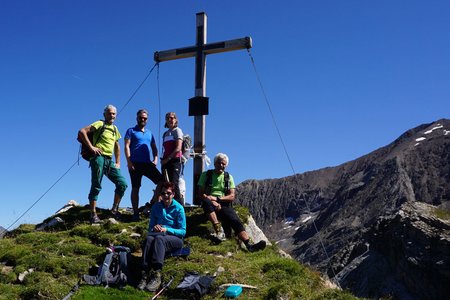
[245,215,271,246]
[108,218,119,225]
[54,200,79,215]
[36,217,64,231]
[18,268,34,283]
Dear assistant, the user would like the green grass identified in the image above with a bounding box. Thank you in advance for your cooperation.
[0,205,360,299]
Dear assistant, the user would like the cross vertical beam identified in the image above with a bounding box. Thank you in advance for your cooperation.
[154,12,252,205]
[193,14,207,206]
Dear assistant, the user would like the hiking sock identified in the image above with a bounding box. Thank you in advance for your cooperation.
[132,212,140,222]
[152,263,163,271]
[111,204,119,212]
[213,222,222,234]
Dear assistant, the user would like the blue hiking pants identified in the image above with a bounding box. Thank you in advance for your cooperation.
[142,233,183,271]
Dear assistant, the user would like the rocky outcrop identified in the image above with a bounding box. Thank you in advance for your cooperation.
[335,202,450,299]
[236,119,450,299]
[244,215,272,246]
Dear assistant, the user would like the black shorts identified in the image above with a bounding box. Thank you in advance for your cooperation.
[201,199,245,234]
[129,162,162,188]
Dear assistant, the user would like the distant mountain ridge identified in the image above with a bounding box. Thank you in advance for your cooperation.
[236,119,450,299]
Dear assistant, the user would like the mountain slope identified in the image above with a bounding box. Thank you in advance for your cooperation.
[0,205,357,300]
[237,119,450,299]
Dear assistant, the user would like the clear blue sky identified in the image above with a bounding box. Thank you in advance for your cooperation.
[1,1,449,229]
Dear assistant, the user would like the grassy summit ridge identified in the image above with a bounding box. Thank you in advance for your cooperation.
[0,204,358,299]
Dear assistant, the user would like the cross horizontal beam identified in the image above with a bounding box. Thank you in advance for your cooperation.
[154,37,252,62]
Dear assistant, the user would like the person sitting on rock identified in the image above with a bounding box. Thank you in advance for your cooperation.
[138,182,186,292]
[198,153,266,252]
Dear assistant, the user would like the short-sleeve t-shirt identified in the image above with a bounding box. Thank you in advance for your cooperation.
[91,120,121,157]
[197,171,235,197]
[162,127,183,160]
[124,126,156,163]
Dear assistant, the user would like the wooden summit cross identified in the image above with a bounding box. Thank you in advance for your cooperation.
[154,12,252,205]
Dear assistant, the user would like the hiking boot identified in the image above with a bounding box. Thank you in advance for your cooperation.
[142,202,152,217]
[90,215,102,224]
[211,231,226,243]
[137,271,148,290]
[145,270,162,292]
[211,224,226,242]
[111,209,122,220]
[216,230,226,241]
[247,240,266,252]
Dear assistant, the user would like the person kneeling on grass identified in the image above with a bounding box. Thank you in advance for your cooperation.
[138,182,186,292]
[198,153,266,252]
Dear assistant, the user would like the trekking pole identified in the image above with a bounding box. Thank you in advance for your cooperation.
[163,169,170,183]
[151,276,174,300]
[62,280,80,300]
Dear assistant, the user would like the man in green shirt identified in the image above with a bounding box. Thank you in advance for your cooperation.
[198,153,265,252]
[78,105,128,224]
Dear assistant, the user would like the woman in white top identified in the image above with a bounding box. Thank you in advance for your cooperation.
[160,112,183,203]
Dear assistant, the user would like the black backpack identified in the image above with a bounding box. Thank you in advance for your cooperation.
[83,245,130,288]
[176,271,215,297]
[77,121,116,161]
